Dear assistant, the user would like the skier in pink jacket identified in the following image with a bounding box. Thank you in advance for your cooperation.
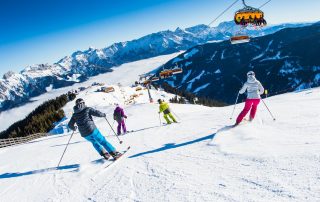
[235,71,264,126]
[113,104,127,135]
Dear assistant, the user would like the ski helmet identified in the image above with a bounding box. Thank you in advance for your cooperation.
[75,98,85,109]
[76,98,84,105]
[157,99,162,104]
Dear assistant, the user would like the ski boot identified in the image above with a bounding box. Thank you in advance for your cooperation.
[101,152,111,160]
[110,151,123,160]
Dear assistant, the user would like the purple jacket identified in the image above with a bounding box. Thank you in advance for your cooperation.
[113,106,126,123]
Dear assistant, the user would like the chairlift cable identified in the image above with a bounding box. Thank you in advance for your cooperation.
[208,0,240,26]
[211,0,271,38]
[259,0,271,9]
[154,0,271,80]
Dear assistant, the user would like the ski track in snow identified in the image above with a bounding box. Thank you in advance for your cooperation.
[0,59,320,201]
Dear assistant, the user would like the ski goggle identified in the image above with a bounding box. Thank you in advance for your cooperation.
[77,101,85,108]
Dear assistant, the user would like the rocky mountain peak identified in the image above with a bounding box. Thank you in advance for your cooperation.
[2,71,16,80]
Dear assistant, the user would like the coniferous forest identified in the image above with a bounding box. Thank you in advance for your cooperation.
[0,93,76,139]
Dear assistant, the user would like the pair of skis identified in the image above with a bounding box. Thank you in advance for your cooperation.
[231,118,250,128]
[162,121,180,126]
[117,130,134,136]
[104,146,131,169]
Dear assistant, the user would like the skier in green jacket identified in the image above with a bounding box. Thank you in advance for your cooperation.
[158,99,177,124]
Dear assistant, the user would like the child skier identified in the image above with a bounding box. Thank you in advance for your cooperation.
[158,99,177,124]
[68,98,121,160]
[235,71,265,126]
[113,104,127,135]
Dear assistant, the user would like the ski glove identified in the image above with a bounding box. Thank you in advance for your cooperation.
[70,126,77,131]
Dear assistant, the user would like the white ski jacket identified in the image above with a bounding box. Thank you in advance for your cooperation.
[239,76,264,99]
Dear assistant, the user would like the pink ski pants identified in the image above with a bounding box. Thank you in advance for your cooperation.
[236,99,260,124]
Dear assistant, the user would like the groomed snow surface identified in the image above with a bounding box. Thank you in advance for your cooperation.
[1,83,319,201]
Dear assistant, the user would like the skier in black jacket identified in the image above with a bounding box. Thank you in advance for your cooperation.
[68,98,121,160]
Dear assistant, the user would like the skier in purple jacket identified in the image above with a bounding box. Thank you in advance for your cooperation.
[113,104,127,135]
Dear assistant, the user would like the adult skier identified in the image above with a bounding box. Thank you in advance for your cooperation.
[113,104,127,135]
[235,71,264,126]
[68,98,121,160]
[158,99,177,124]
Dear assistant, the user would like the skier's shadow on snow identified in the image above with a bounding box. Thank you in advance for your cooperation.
[0,164,80,179]
[50,141,85,147]
[0,159,105,179]
[129,133,216,158]
[128,125,162,134]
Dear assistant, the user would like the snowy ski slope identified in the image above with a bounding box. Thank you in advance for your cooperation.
[0,81,319,201]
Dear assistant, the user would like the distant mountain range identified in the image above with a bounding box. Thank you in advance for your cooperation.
[0,21,310,111]
[155,22,320,104]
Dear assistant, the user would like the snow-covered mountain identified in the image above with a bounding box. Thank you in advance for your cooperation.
[0,78,319,201]
[156,22,320,103]
[0,21,310,111]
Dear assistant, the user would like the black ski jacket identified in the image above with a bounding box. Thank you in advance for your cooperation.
[68,107,106,137]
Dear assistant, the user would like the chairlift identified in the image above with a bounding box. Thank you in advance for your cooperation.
[230,35,250,44]
[151,77,160,82]
[142,80,151,86]
[172,67,183,75]
[139,73,149,81]
[172,63,183,75]
[234,0,267,27]
[231,0,267,45]
[159,69,173,79]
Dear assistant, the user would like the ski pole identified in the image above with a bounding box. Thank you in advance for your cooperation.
[57,131,75,167]
[171,110,181,121]
[158,113,162,126]
[261,99,276,121]
[108,120,115,136]
[105,117,123,144]
[230,92,240,120]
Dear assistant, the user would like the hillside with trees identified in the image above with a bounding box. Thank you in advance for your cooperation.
[0,93,76,139]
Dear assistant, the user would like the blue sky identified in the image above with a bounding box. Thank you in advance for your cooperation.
[0,0,319,76]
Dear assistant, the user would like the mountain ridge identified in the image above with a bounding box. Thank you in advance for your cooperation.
[0,21,311,111]
[155,22,320,103]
